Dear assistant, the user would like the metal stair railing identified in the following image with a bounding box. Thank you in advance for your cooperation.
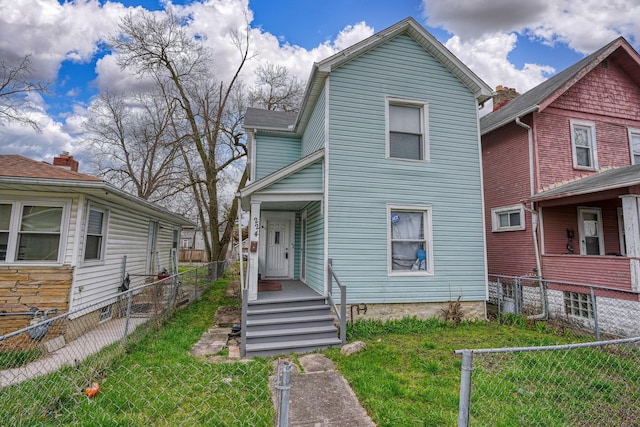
[327,258,347,345]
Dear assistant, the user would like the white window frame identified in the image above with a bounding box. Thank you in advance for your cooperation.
[617,207,626,256]
[570,120,598,171]
[385,97,429,162]
[577,207,604,255]
[83,203,108,263]
[0,199,70,264]
[387,204,434,276]
[491,204,525,232]
[628,128,640,165]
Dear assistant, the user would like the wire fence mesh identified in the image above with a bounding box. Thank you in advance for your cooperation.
[0,261,276,426]
[456,336,640,426]
[488,274,640,339]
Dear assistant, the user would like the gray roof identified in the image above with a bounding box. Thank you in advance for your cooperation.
[481,37,629,134]
[527,164,640,202]
[244,107,297,130]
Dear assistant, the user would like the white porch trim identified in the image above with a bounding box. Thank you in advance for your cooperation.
[621,195,640,291]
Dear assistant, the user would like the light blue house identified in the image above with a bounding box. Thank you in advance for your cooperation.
[239,17,492,357]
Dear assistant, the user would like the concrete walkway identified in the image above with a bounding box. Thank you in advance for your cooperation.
[0,317,148,388]
[286,354,376,427]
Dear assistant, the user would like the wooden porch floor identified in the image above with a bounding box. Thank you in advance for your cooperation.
[257,280,322,301]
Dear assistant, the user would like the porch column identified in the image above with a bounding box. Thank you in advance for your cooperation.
[248,201,261,301]
[621,195,640,291]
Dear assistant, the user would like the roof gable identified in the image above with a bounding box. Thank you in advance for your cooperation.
[246,17,492,135]
[481,37,640,134]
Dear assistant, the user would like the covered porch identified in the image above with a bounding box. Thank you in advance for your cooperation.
[529,165,640,291]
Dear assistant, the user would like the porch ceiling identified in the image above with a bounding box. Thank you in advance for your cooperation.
[526,164,640,203]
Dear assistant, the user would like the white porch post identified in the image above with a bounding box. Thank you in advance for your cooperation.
[248,201,262,301]
[621,195,640,291]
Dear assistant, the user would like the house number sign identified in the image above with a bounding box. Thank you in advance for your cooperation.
[253,216,259,237]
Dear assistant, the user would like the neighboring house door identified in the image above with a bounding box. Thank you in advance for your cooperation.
[265,219,290,277]
[578,208,604,255]
[147,221,159,274]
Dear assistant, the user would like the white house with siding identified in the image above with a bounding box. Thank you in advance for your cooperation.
[0,154,193,337]
[238,18,492,357]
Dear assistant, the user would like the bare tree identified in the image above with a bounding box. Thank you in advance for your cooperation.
[249,63,304,112]
[110,9,250,265]
[0,55,50,129]
[82,89,185,204]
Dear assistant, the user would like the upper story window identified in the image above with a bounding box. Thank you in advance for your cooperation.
[0,201,67,263]
[570,120,597,170]
[386,98,429,161]
[388,204,433,275]
[629,129,640,165]
[84,206,108,261]
[491,205,525,232]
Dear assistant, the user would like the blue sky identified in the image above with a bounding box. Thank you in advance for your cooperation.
[0,0,638,167]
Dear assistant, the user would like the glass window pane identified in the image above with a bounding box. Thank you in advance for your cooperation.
[85,235,101,260]
[499,213,509,227]
[0,232,8,261]
[17,234,60,261]
[390,105,421,133]
[21,206,62,232]
[390,132,421,160]
[87,210,103,235]
[574,126,591,147]
[391,211,424,239]
[392,241,424,271]
[0,204,11,230]
[509,212,521,226]
[576,146,591,166]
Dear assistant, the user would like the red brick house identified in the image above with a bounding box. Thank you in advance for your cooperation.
[480,37,640,326]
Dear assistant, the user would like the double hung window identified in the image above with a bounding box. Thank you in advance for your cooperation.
[84,207,107,261]
[388,205,432,275]
[629,129,640,165]
[0,201,67,263]
[570,121,597,170]
[387,98,428,161]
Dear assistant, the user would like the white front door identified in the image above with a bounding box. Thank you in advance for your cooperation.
[265,219,290,277]
[578,208,604,255]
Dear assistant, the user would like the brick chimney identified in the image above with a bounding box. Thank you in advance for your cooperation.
[493,85,519,111]
[53,151,79,172]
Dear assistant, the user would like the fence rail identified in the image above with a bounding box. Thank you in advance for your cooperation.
[0,262,237,425]
[489,274,640,339]
[455,336,640,426]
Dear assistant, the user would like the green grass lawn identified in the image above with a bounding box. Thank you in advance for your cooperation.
[3,273,639,427]
[325,317,640,427]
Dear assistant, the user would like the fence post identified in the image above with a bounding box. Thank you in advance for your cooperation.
[590,286,600,340]
[122,289,133,347]
[458,350,473,427]
[515,278,522,314]
[277,362,292,427]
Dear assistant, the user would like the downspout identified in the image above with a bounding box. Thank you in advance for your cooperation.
[515,117,547,319]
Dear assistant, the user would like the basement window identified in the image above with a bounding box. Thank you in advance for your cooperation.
[564,292,593,319]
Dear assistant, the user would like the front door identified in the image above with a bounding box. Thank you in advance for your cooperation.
[265,219,290,277]
[578,208,604,255]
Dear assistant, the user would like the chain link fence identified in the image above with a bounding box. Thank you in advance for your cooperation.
[489,274,640,339]
[456,336,640,426]
[0,262,276,426]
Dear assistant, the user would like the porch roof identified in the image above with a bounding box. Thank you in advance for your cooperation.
[526,164,640,203]
[238,149,324,210]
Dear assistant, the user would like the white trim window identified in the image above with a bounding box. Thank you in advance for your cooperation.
[387,204,433,275]
[84,205,108,261]
[629,129,640,165]
[570,120,597,170]
[491,205,525,232]
[0,201,68,263]
[617,207,626,256]
[386,97,429,161]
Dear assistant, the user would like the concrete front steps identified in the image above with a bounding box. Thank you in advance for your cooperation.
[244,296,342,358]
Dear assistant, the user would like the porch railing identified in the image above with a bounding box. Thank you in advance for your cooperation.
[327,258,347,345]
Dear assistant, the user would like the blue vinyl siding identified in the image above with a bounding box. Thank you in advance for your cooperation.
[303,201,324,294]
[263,161,323,192]
[327,34,486,304]
[255,135,301,180]
[302,85,326,156]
